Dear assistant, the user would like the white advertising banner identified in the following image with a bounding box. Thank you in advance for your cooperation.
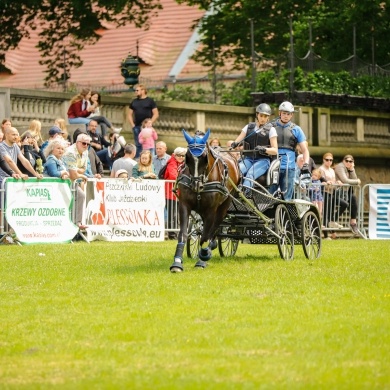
[84,179,165,242]
[5,178,78,243]
[369,184,390,239]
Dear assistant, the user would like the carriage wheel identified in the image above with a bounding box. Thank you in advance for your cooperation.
[186,213,203,259]
[301,211,322,260]
[218,227,239,257]
[275,204,294,260]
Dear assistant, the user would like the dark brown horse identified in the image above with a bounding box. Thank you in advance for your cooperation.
[170,130,240,272]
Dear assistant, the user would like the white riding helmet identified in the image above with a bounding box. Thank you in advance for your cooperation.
[278,101,295,113]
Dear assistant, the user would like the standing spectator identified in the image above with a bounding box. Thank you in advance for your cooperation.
[43,139,70,180]
[153,141,170,176]
[18,131,46,176]
[88,91,122,137]
[230,103,278,196]
[27,119,44,146]
[138,118,158,155]
[335,155,361,235]
[132,150,157,179]
[269,101,310,201]
[308,168,324,220]
[128,84,159,158]
[164,147,186,239]
[110,144,137,178]
[54,118,72,143]
[209,138,221,148]
[0,127,43,187]
[319,152,348,230]
[41,126,65,153]
[67,88,96,127]
[63,133,91,230]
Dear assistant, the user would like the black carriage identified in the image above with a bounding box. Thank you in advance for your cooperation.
[186,157,322,261]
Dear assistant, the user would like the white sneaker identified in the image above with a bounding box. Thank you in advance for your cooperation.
[328,221,343,229]
[113,127,122,134]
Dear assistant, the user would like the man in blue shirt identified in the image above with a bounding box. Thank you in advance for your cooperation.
[269,101,310,201]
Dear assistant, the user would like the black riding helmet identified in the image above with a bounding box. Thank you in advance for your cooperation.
[256,103,272,116]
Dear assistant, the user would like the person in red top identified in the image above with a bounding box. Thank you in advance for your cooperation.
[67,88,96,127]
[164,147,186,239]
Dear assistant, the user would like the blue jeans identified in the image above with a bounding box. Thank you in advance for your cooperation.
[68,117,91,126]
[269,168,295,200]
[239,158,270,188]
[97,148,113,170]
[132,126,142,158]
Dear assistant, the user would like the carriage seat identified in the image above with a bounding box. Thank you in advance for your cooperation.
[255,157,280,188]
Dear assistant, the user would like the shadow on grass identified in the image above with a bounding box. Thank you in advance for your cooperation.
[112,251,281,275]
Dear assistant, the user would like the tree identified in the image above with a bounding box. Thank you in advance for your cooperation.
[0,0,162,85]
[176,0,390,72]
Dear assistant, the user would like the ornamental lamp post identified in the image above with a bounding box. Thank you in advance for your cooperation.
[120,53,140,89]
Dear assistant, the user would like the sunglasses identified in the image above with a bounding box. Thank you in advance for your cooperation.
[79,141,90,146]
[324,158,333,161]
[345,159,354,163]
[176,154,186,157]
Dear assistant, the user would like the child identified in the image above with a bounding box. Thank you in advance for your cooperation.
[115,169,129,179]
[138,118,158,155]
[309,168,324,218]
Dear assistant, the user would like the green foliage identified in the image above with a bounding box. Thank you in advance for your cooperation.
[177,0,389,71]
[0,0,162,85]
[160,69,390,107]
[0,240,389,387]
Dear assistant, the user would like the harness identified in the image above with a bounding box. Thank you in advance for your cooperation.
[173,144,230,204]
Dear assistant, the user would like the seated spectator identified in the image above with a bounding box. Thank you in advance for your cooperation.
[335,154,361,235]
[163,147,187,239]
[18,131,46,176]
[86,147,104,179]
[63,133,91,230]
[99,132,127,170]
[41,126,65,152]
[54,118,72,143]
[110,143,137,178]
[115,169,129,179]
[87,119,110,154]
[0,127,43,187]
[67,88,97,127]
[1,118,12,134]
[27,119,44,146]
[89,91,121,137]
[138,118,158,155]
[132,150,157,179]
[43,139,70,180]
[153,141,170,176]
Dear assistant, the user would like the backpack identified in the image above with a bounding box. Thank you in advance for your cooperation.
[158,163,168,179]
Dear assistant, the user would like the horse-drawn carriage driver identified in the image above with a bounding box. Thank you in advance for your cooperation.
[230,103,278,196]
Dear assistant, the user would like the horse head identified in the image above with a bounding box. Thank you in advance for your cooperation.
[183,129,211,193]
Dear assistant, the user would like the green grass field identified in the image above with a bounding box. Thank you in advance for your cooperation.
[0,239,389,389]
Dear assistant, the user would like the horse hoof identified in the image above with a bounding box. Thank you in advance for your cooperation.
[194,260,207,268]
[170,262,184,273]
[209,240,217,250]
[199,247,212,261]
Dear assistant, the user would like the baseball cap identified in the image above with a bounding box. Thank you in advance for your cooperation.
[49,126,63,136]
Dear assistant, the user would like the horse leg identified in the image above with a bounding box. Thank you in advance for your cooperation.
[170,204,189,273]
[197,214,215,264]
